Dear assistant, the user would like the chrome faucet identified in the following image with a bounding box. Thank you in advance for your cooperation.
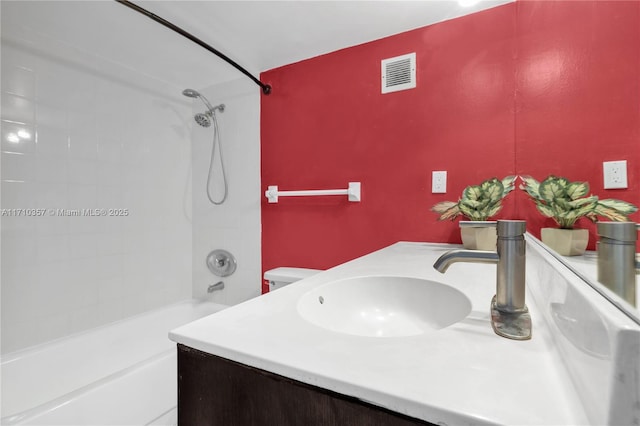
[596,222,639,306]
[433,220,531,340]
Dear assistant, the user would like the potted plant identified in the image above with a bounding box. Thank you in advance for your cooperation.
[431,176,516,250]
[519,175,638,256]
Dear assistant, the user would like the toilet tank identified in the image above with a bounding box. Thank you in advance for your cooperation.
[264,267,321,291]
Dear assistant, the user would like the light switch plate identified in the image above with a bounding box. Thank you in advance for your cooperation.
[603,160,627,189]
[432,171,447,193]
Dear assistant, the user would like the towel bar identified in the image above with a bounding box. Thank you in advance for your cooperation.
[265,182,361,203]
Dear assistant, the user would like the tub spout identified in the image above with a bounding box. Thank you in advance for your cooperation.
[433,220,531,340]
[208,281,225,293]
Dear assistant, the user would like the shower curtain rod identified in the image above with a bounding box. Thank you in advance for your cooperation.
[115,0,272,95]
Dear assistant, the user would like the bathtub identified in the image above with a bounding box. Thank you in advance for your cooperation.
[1,300,227,425]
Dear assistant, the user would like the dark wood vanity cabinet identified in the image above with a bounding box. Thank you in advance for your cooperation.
[177,344,435,426]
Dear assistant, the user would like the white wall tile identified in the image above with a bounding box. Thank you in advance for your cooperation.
[97,299,124,325]
[1,93,35,123]
[191,79,261,305]
[1,152,35,182]
[97,276,124,304]
[97,137,122,163]
[95,254,123,281]
[95,232,123,256]
[1,120,36,154]
[68,159,97,185]
[35,125,68,158]
[68,306,101,334]
[1,181,37,207]
[35,260,72,317]
[36,104,67,129]
[32,312,72,344]
[96,162,122,186]
[1,31,193,353]
[34,155,68,183]
[35,62,73,108]
[35,183,70,236]
[68,233,98,259]
[2,64,36,99]
[36,234,69,264]
[68,183,97,209]
[68,126,98,160]
[0,266,39,323]
[1,234,37,268]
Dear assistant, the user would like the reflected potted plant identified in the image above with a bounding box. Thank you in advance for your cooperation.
[519,175,638,256]
[431,176,516,250]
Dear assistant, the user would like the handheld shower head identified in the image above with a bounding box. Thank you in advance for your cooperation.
[182,88,224,127]
[182,88,200,98]
[183,88,213,110]
[182,88,229,205]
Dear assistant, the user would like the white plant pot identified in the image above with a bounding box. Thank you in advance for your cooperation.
[459,221,497,251]
[540,228,589,256]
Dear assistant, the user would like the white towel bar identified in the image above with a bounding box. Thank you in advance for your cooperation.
[265,182,361,203]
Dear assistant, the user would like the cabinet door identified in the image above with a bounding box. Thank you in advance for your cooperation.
[177,344,434,426]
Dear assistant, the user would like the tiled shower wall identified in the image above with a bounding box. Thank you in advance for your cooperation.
[191,79,261,305]
[1,41,193,353]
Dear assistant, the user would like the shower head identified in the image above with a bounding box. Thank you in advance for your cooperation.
[182,88,225,127]
[182,88,214,111]
[182,88,201,98]
[194,112,212,128]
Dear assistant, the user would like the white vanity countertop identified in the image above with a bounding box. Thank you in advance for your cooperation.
[170,242,588,425]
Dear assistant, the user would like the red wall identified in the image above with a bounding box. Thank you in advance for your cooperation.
[260,1,640,292]
[513,0,640,244]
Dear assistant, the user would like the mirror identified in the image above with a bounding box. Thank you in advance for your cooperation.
[533,234,640,325]
[511,2,640,321]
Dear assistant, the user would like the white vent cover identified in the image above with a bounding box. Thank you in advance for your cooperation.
[381,52,416,94]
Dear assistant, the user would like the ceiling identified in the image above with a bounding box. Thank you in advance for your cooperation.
[1,0,512,97]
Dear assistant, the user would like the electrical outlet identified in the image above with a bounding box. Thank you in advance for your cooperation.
[432,171,447,193]
[603,160,628,189]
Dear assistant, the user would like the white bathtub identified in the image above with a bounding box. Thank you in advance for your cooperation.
[1,300,227,426]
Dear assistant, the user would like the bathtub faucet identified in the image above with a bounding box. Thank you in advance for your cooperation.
[208,281,225,293]
[433,220,531,341]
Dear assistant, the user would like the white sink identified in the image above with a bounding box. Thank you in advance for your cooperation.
[296,276,472,337]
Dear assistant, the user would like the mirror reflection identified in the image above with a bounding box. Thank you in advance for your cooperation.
[509,2,639,320]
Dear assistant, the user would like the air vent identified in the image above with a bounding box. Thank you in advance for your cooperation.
[381,52,416,94]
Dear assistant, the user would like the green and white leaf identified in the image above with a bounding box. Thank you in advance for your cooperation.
[565,181,589,200]
[431,175,517,222]
[519,174,638,228]
[502,175,517,195]
[484,181,504,204]
[555,176,570,188]
[560,203,595,226]
[430,201,461,221]
[568,196,598,208]
[484,203,503,220]
[458,202,478,220]
[463,185,483,202]
[519,175,541,199]
[593,203,636,222]
[539,178,566,203]
[597,199,639,215]
[535,202,556,218]
[554,198,573,211]
[431,201,458,214]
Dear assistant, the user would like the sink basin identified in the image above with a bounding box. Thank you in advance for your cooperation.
[296,276,471,337]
